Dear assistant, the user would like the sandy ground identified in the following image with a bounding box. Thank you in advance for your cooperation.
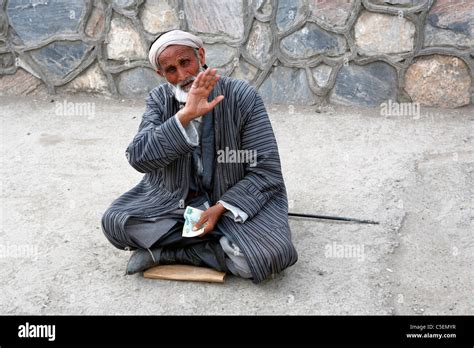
[0,95,472,315]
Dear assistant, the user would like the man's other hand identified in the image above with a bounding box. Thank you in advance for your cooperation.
[194,202,227,237]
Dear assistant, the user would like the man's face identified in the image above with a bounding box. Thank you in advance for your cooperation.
[156,45,205,92]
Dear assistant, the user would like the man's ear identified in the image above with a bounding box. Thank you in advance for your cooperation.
[198,47,206,67]
[156,68,163,77]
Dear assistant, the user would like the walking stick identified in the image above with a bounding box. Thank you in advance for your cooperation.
[288,212,379,225]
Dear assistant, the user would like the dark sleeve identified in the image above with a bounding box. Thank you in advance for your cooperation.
[125,87,197,173]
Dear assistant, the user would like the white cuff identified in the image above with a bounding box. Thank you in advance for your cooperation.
[174,114,199,146]
[218,200,249,223]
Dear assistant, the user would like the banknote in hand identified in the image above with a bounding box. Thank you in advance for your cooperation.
[182,206,208,238]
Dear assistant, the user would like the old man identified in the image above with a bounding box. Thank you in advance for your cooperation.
[101,30,297,283]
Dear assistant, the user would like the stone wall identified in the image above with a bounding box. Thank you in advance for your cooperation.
[0,0,472,108]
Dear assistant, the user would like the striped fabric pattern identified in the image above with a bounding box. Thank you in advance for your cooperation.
[101,76,298,283]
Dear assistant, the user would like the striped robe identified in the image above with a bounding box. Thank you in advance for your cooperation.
[101,76,298,283]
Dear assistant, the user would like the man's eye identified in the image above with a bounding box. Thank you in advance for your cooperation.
[182,60,190,66]
[167,67,176,73]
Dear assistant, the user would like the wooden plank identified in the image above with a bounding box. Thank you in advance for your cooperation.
[143,264,226,283]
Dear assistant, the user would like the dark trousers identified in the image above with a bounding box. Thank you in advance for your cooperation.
[125,192,228,272]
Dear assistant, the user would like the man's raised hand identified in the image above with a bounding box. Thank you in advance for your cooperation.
[177,68,224,126]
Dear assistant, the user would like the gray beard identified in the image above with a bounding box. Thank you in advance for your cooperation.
[168,65,206,104]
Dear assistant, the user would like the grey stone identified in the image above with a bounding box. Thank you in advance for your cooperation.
[259,66,317,105]
[311,64,332,88]
[0,9,8,38]
[112,0,137,9]
[0,52,14,69]
[204,43,237,68]
[369,0,426,6]
[216,62,234,77]
[245,21,272,65]
[276,0,305,32]
[112,0,140,16]
[231,59,259,82]
[309,0,355,27]
[424,1,473,48]
[30,41,92,84]
[330,62,398,107]
[253,0,272,18]
[140,0,179,34]
[6,0,86,45]
[106,16,147,61]
[281,23,346,59]
[424,23,472,48]
[427,5,472,36]
[354,11,415,56]
[184,0,244,40]
[116,67,165,98]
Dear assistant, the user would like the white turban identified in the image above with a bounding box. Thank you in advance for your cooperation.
[148,30,203,70]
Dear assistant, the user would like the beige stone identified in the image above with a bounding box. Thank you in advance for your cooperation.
[245,21,272,65]
[309,0,355,27]
[140,0,180,34]
[59,63,109,94]
[106,16,147,60]
[0,69,48,96]
[85,2,106,38]
[355,11,415,56]
[404,55,471,108]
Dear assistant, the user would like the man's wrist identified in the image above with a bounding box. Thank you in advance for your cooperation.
[215,202,228,215]
[177,108,194,127]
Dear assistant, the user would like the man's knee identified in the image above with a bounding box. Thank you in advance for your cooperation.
[219,236,252,279]
[101,209,136,250]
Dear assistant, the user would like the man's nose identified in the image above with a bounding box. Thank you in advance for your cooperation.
[177,68,189,83]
